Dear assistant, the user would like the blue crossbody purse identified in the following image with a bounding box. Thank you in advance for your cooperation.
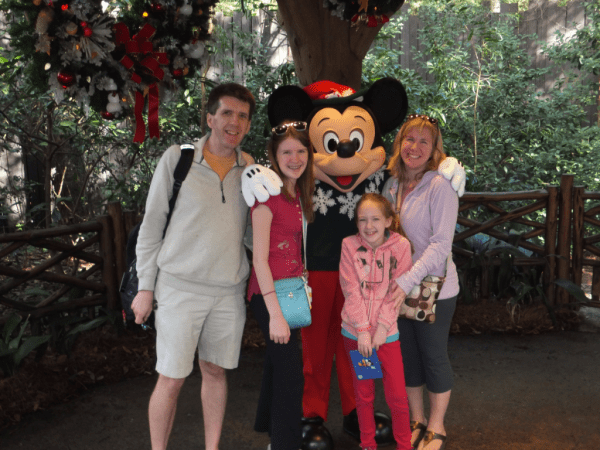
[273,209,312,329]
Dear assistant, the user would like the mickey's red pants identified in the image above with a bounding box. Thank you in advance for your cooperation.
[301,271,356,420]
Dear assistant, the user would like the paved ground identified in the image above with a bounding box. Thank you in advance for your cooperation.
[1,331,600,450]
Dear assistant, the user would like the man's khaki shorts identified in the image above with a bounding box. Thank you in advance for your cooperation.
[153,282,246,378]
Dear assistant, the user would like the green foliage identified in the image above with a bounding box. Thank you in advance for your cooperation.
[364,0,600,195]
[42,310,116,357]
[0,314,51,377]
[542,0,600,121]
[216,0,277,15]
[210,9,298,163]
[553,278,590,304]
[1,0,598,227]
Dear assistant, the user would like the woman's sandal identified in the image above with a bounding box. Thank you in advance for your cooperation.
[420,430,447,450]
[410,421,427,449]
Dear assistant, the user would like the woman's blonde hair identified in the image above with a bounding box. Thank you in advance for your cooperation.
[387,115,446,184]
[266,122,315,223]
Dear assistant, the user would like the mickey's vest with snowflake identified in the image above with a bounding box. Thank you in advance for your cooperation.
[307,169,390,271]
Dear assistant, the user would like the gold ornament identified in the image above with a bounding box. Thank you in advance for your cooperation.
[35,7,55,34]
[66,22,78,35]
[33,0,42,5]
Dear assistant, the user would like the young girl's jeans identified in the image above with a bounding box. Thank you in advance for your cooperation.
[343,336,412,450]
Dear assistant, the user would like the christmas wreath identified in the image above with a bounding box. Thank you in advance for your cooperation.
[4,0,217,142]
[323,0,405,26]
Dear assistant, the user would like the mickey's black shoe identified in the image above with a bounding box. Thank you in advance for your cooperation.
[343,409,395,447]
[301,416,334,450]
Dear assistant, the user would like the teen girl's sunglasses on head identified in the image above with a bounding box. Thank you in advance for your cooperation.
[271,121,307,136]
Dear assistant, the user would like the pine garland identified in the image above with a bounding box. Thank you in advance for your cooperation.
[3,0,218,142]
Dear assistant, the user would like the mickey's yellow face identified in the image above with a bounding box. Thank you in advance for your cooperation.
[309,105,386,193]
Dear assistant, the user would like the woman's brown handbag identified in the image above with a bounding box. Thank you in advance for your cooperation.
[398,276,445,323]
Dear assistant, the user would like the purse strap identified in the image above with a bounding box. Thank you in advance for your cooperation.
[301,207,308,273]
[394,180,403,214]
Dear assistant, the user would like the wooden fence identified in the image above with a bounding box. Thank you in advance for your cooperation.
[1,175,599,324]
[453,174,600,306]
[0,204,137,324]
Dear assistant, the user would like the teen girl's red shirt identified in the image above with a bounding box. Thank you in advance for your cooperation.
[247,192,304,301]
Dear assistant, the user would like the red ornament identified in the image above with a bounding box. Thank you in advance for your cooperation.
[172,68,184,79]
[151,3,163,12]
[80,21,87,27]
[56,70,76,88]
[367,15,378,27]
[83,26,93,37]
[381,15,390,24]
[102,111,115,120]
[61,4,68,11]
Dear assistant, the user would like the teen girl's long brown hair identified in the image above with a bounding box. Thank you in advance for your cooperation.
[266,122,315,223]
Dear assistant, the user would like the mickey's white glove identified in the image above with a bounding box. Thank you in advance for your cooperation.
[242,164,283,207]
[438,157,466,197]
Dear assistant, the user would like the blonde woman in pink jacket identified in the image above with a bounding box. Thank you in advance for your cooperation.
[339,193,414,450]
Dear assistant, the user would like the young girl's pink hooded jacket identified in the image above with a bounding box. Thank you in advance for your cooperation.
[340,231,412,340]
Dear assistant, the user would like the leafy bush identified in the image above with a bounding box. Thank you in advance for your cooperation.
[364,0,600,196]
[0,314,50,376]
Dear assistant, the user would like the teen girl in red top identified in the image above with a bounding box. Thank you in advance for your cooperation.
[247,121,315,450]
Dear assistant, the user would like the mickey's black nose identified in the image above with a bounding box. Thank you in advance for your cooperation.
[337,140,356,158]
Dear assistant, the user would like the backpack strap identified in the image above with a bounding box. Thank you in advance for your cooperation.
[163,144,195,237]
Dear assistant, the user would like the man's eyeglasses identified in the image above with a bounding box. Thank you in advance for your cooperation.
[271,121,307,136]
[406,114,438,125]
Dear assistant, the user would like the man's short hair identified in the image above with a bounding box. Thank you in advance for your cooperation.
[206,83,256,120]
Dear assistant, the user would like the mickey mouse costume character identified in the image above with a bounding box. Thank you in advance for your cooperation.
[243,78,465,450]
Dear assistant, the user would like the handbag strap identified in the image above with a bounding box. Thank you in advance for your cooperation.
[394,180,403,214]
[301,207,308,272]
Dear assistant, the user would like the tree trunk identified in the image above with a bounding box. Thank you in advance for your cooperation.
[276,0,385,90]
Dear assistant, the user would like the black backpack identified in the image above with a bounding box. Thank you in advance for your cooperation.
[120,144,195,324]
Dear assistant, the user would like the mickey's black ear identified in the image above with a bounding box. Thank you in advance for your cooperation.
[267,85,314,127]
[362,78,408,135]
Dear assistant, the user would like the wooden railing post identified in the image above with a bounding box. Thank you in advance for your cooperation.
[545,185,558,306]
[572,186,585,290]
[97,215,119,311]
[107,202,126,286]
[593,266,600,302]
[123,211,141,240]
[556,175,574,304]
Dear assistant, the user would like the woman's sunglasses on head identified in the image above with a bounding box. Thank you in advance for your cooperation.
[406,114,438,125]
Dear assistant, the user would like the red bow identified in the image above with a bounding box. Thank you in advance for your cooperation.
[114,22,170,143]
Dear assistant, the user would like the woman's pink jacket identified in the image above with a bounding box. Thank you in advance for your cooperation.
[340,231,412,339]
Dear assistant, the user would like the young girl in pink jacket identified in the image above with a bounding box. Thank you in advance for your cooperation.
[339,193,413,450]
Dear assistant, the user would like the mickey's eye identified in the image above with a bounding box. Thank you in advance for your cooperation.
[350,130,364,152]
[323,132,339,154]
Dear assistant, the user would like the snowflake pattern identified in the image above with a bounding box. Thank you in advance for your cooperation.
[312,170,387,218]
[365,169,386,193]
[338,192,362,220]
[313,183,336,215]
